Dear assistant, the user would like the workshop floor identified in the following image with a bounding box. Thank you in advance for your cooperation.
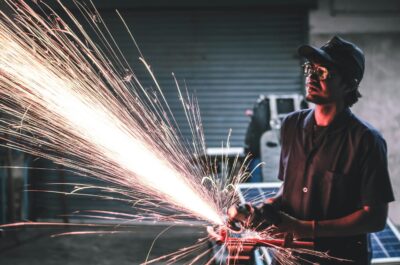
[0,224,212,265]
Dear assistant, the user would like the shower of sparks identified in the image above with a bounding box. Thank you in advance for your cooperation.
[0,0,243,226]
[0,1,342,264]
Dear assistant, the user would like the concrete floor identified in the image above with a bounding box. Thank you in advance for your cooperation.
[0,224,213,265]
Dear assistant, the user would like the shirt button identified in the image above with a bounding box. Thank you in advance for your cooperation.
[303,187,308,193]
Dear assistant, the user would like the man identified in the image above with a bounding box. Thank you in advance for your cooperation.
[244,95,271,182]
[229,36,394,264]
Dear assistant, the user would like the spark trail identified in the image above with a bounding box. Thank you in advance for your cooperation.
[0,0,239,226]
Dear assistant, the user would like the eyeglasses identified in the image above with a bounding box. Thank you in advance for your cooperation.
[302,62,330,80]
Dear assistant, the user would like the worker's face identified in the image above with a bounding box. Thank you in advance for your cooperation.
[303,62,347,105]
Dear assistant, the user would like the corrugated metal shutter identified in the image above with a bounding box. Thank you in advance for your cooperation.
[103,9,307,147]
[29,159,135,221]
[28,7,308,220]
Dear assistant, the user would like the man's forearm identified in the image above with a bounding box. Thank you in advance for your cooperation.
[299,205,388,238]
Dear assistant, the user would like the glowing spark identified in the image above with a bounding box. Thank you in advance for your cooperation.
[0,0,229,226]
[1,1,336,264]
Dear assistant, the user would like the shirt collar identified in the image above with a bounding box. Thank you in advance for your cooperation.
[303,107,353,134]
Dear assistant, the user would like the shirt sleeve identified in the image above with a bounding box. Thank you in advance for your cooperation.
[359,130,395,206]
[277,116,288,181]
[277,147,285,181]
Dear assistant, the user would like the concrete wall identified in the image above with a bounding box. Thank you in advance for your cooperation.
[309,0,400,224]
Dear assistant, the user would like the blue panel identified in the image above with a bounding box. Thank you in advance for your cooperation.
[241,188,262,204]
[371,224,400,259]
[240,187,279,204]
[260,187,279,199]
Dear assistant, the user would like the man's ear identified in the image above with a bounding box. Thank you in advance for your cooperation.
[344,78,359,94]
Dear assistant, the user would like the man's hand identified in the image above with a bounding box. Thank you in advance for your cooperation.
[227,203,282,232]
[268,212,313,240]
[227,203,255,231]
[227,203,253,223]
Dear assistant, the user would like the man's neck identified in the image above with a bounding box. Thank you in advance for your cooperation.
[314,102,345,127]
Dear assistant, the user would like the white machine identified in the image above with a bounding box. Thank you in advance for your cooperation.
[260,94,305,182]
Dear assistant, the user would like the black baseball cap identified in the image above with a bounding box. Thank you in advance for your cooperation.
[298,36,365,85]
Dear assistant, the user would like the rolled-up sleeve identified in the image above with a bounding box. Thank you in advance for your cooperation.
[359,130,395,206]
[277,117,288,181]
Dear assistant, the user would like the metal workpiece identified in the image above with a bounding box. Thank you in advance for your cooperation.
[207,226,314,265]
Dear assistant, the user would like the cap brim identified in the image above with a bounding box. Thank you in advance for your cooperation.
[298,45,335,66]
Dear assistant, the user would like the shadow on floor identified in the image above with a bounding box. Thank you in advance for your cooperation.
[0,224,212,265]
